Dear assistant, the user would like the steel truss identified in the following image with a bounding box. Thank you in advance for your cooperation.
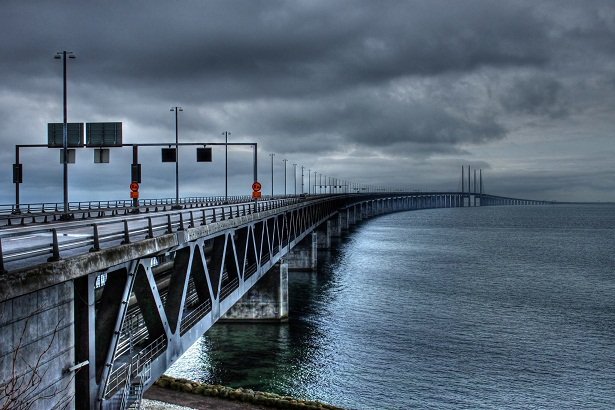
[67,193,548,408]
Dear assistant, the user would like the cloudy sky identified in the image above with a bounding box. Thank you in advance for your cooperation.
[1,0,614,203]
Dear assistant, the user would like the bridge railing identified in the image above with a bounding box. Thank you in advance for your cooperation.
[0,195,326,272]
[0,195,254,217]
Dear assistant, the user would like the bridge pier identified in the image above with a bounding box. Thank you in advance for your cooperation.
[222,262,289,322]
[330,214,342,238]
[316,221,332,249]
[339,209,350,232]
[285,232,318,271]
[0,282,75,410]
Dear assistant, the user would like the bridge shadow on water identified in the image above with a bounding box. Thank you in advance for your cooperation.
[168,233,355,397]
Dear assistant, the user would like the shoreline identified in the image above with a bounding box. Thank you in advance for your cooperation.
[147,375,344,410]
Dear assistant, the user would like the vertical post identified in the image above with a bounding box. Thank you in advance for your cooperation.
[132,145,139,208]
[269,153,274,197]
[54,51,75,219]
[223,131,230,202]
[171,106,183,209]
[301,166,304,194]
[480,169,483,194]
[313,171,317,194]
[253,143,258,185]
[14,145,20,213]
[293,163,297,195]
[74,273,97,409]
[461,165,464,207]
[474,168,477,206]
[468,165,471,207]
[175,108,179,205]
[308,168,311,195]
[62,51,68,217]
[282,159,287,196]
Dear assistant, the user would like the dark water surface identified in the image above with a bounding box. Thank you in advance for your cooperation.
[168,204,615,409]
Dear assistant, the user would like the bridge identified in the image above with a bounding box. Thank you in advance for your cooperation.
[0,190,550,409]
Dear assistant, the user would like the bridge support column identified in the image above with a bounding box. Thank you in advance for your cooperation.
[340,209,350,231]
[74,273,97,409]
[330,214,342,238]
[222,262,289,322]
[0,282,75,410]
[317,221,332,249]
[285,232,317,271]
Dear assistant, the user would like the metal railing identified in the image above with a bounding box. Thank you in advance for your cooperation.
[105,335,166,399]
[0,196,312,272]
[0,195,254,216]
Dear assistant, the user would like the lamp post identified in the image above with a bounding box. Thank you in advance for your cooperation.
[54,51,76,220]
[223,131,230,202]
[292,163,297,195]
[269,153,275,197]
[313,171,316,195]
[282,159,288,196]
[308,168,310,195]
[170,106,183,209]
[301,166,304,194]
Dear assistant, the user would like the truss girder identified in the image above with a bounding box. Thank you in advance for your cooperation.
[89,195,430,407]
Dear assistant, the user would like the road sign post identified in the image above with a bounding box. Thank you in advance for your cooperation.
[130,181,139,203]
[252,181,262,200]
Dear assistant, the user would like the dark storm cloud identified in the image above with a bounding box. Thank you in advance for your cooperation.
[1,0,550,100]
[500,74,568,118]
[0,0,614,202]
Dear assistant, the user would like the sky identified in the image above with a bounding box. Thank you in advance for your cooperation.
[1,0,614,203]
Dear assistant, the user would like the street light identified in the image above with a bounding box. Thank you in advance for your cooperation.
[282,159,288,196]
[269,153,275,197]
[223,131,230,202]
[54,50,76,220]
[170,107,183,209]
[301,166,304,194]
[308,168,311,195]
[292,163,297,195]
[313,171,317,194]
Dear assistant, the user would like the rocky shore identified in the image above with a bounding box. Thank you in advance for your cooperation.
[152,375,344,410]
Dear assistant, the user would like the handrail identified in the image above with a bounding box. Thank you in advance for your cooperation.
[0,192,551,274]
[0,195,318,272]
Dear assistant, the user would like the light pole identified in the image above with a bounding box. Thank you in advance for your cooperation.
[313,171,317,195]
[54,51,75,220]
[308,168,311,195]
[170,106,183,209]
[269,153,275,197]
[282,159,288,196]
[301,166,304,194]
[292,163,297,195]
[223,131,230,202]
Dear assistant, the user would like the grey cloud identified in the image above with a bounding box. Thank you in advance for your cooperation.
[0,0,614,202]
[500,74,568,118]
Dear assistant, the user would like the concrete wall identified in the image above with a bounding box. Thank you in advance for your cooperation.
[0,282,74,410]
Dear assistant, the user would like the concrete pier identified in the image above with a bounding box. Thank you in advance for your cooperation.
[222,262,288,322]
[0,282,75,410]
[317,221,332,249]
[285,232,318,271]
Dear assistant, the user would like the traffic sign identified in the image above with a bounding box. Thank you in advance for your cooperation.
[252,181,262,192]
[130,181,140,192]
[252,191,262,199]
[130,191,139,199]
